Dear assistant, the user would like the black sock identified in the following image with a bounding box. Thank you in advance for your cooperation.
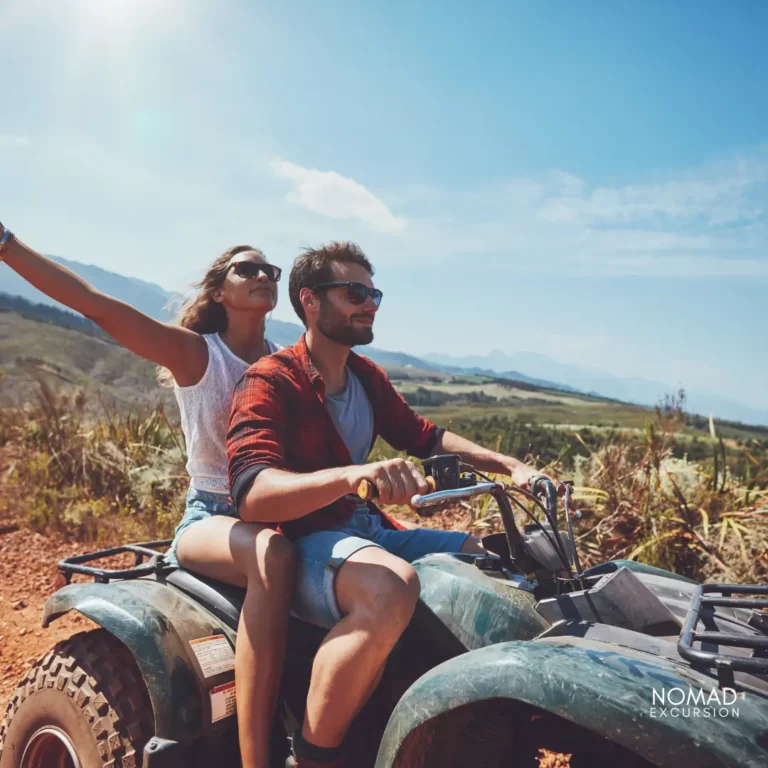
[291,728,344,763]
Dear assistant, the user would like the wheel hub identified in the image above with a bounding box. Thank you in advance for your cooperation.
[20,726,81,768]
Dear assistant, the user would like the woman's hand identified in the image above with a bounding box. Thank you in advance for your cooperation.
[0,221,16,261]
[0,225,206,383]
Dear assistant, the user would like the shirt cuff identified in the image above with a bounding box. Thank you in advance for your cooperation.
[231,464,272,516]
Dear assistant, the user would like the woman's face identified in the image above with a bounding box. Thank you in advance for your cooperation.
[214,250,279,314]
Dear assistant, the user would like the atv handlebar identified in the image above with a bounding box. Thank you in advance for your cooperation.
[402,457,583,588]
[410,481,497,508]
[357,475,436,500]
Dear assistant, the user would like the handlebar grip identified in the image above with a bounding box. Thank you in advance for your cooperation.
[357,475,436,500]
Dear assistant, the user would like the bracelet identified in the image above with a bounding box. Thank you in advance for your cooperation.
[0,226,15,260]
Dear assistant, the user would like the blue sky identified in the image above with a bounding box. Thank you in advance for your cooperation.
[1,0,766,411]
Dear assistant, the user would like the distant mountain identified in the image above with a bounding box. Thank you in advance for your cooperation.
[262,318,304,348]
[1,256,173,321]
[425,350,768,427]
[425,359,579,393]
[3,257,766,426]
[264,318,449,377]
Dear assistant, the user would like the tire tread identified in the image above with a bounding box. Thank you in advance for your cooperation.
[0,629,154,767]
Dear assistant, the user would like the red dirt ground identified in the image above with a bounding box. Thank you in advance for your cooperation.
[0,494,569,767]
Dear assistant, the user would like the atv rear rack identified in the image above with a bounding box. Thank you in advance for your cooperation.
[678,582,768,688]
[57,539,174,584]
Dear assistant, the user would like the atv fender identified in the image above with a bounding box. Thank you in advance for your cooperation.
[42,579,237,744]
[375,636,768,768]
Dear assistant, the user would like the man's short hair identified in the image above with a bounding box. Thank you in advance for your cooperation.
[289,241,374,325]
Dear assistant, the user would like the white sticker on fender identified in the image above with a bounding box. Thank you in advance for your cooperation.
[189,635,236,678]
[210,680,237,723]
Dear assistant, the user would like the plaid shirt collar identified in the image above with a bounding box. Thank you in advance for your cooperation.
[294,331,369,400]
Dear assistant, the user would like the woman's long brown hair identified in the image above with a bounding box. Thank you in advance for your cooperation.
[158,244,264,385]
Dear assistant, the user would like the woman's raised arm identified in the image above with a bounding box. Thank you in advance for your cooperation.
[0,229,207,385]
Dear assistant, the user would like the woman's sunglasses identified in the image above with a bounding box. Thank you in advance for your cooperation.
[311,281,383,307]
[229,261,282,282]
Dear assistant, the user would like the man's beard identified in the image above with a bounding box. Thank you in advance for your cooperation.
[317,300,374,346]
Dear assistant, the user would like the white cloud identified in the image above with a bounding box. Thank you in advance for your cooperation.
[270,158,406,235]
[536,153,768,229]
[0,134,30,149]
[375,146,768,277]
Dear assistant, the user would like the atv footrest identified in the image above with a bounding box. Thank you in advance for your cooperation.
[678,582,768,687]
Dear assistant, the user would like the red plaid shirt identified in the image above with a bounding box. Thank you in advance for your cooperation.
[227,333,444,539]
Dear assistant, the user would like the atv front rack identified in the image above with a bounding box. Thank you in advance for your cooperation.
[57,539,174,584]
[678,582,768,688]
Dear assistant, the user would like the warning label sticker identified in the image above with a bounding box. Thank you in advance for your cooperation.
[189,635,235,678]
[210,681,237,723]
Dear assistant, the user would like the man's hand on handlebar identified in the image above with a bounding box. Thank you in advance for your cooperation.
[346,458,431,506]
[501,460,565,497]
[506,463,541,490]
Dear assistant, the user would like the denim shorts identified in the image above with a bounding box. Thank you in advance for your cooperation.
[164,486,237,567]
[292,507,470,629]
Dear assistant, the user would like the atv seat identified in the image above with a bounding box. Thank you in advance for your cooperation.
[163,567,329,651]
[164,567,246,629]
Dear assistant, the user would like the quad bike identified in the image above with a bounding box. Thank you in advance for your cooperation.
[2,454,768,767]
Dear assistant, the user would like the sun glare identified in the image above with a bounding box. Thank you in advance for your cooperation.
[76,0,178,36]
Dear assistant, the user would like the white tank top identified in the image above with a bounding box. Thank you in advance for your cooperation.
[174,333,280,493]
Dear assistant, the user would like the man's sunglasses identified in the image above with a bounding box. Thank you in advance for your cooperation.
[229,261,282,282]
[311,281,383,307]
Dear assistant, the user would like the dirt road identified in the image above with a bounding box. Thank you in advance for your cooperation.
[0,512,98,707]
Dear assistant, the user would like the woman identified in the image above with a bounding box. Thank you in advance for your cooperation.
[0,223,293,768]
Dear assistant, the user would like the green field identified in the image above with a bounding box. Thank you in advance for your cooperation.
[392,379,768,443]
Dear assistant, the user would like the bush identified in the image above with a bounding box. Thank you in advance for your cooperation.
[0,377,187,542]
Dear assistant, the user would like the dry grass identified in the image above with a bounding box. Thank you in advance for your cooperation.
[439,393,768,584]
[0,376,187,542]
[1,381,766,585]
[388,393,768,585]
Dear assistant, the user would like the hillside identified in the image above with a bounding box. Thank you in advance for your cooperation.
[3,292,768,452]
[426,350,768,428]
[0,297,623,422]
[2,255,766,425]
[0,306,171,410]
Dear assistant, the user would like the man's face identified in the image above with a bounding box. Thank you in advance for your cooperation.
[312,262,378,347]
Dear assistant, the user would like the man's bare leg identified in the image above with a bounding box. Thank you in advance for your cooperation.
[300,547,420,749]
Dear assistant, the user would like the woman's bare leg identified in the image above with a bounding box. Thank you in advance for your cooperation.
[177,516,295,768]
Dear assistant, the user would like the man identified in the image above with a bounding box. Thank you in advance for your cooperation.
[227,241,544,768]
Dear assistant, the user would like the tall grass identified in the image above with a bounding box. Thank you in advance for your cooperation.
[1,380,766,584]
[0,377,187,542]
[563,395,768,583]
[466,393,768,584]
[379,392,768,584]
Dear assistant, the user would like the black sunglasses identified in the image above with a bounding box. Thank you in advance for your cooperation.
[229,261,282,282]
[311,281,383,307]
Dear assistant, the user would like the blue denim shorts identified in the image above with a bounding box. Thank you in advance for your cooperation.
[292,507,470,629]
[164,486,237,567]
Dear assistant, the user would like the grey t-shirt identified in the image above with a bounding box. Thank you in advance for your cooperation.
[325,367,374,465]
